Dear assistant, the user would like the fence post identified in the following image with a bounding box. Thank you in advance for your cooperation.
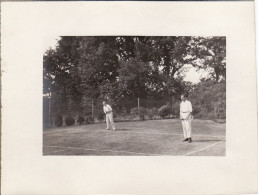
[171,96,173,115]
[49,97,51,125]
[137,98,140,115]
[92,99,94,123]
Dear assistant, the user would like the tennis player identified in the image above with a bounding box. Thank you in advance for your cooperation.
[103,101,116,131]
[180,94,193,143]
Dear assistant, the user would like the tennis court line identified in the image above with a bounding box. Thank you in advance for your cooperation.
[43,129,89,134]
[43,129,106,136]
[43,145,161,156]
[44,129,225,138]
[43,149,66,155]
[184,139,226,156]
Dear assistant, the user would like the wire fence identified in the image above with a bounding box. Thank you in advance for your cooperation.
[43,95,225,129]
[43,96,181,129]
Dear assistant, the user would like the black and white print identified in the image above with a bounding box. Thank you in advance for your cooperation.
[43,36,226,156]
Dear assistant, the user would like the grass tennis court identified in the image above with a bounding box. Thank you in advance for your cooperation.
[43,119,226,156]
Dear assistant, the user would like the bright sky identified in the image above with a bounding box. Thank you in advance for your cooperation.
[44,36,209,84]
[182,65,211,84]
[43,36,60,53]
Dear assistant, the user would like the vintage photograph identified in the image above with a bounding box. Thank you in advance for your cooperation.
[3,1,257,194]
[43,36,226,156]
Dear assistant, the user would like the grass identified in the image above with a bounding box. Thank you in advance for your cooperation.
[43,119,226,156]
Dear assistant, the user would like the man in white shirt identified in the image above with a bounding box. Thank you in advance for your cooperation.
[103,101,116,131]
[180,94,193,143]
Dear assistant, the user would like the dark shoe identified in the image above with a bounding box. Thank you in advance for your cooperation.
[183,138,189,142]
[188,138,192,143]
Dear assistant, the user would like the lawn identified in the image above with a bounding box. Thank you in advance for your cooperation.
[43,119,226,156]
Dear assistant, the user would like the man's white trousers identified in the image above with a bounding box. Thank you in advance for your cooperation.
[181,119,192,138]
[106,112,115,130]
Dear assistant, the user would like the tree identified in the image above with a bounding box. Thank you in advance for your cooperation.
[115,36,192,98]
[188,36,226,82]
[189,78,226,119]
[77,37,120,99]
[43,37,83,115]
[43,36,226,122]
[117,58,152,98]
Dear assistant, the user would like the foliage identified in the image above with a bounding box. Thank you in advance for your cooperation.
[43,36,226,121]
[214,102,226,119]
[97,112,105,120]
[43,37,83,116]
[85,116,94,124]
[112,111,117,119]
[171,102,180,116]
[54,115,63,127]
[77,116,85,124]
[188,37,226,81]
[130,107,146,120]
[65,116,75,126]
[189,79,226,119]
[146,108,158,119]
[118,58,152,98]
[158,105,171,119]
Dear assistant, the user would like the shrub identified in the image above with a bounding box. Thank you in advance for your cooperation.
[65,116,75,126]
[192,105,201,118]
[118,107,127,119]
[77,116,85,124]
[130,107,146,120]
[55,115,63,127]
[214,101,226,119]
[85,116,94,124]
[112,111,117,119]
[146,108,158,119]
[97,112,105,120]
[171,102,180,116]
[139,114,145,120]
[189,79,226,119]
[158,105,171,119]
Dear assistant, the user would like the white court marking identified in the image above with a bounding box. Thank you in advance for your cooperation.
[184,139,226,156]
[43,145,161,156]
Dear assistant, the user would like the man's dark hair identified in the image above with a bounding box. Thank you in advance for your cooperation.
[182,93,188,98]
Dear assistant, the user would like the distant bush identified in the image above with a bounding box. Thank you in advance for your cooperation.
[146,108,158,119]
[112,111,117,119]
[158,105,171,119]
[55,115,63,127]
[65,116,75,126]
[85,116,94,124]
[171,102,180,117]
[77,116,85,124]
[117,107,127,119]
[131,107,146,120]
[189,79,226,119]
[214,101,226,119]
[97,112,105,120]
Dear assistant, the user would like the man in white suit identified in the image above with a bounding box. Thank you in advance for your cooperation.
[103,101,116,131]
[180,94,193,143]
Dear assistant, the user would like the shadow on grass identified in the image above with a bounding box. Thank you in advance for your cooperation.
[115,128,132,131]
[192,139,225,142]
